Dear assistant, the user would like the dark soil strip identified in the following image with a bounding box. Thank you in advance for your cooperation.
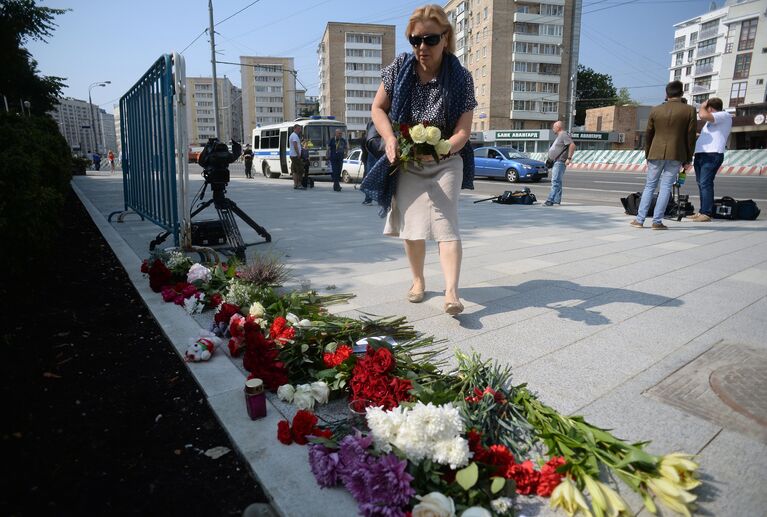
[2,189,267,516]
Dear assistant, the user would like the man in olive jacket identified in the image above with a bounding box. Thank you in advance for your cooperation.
[631,81,696,230]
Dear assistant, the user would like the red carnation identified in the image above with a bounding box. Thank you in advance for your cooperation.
[508,460,541,495]
[277,420,293,445]
[482,444,515,478]
[312,427,333,440]
[209,292,223,308]
[467,430,483,453]
[536,456,567,497]
[140,260,150,274]
[215,303,241,324]
[269,317,295,346]
[292,410,318,445]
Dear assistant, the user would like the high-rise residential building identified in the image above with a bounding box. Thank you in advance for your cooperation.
[318,22,396,138]
[186,76,242,147]
[240,56,297,141]
[50,97,105,156]
[670,3,729,105]
[444,0,581,146]
[99,108,117,155]
[671,0,766,110]
[296,89,319,117]
[113,105,121,157]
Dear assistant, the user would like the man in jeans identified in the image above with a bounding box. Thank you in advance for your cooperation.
[544,121,576,206]
[289,124,305,190]
[632,80,696,230]
[689,98,732,222]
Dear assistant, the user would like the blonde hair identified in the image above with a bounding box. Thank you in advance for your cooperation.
[405,4,455,54]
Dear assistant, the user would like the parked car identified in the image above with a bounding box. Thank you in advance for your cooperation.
[341,148,365,183]
[188,146,204,163]
[473,147,547,183]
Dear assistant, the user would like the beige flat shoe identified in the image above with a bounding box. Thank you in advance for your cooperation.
[407,288,425,303]
[444,301,464,316]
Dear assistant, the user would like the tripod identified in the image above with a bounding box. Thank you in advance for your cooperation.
[150,180,271,260]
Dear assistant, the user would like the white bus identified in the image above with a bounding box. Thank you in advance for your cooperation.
[251,117,347,178]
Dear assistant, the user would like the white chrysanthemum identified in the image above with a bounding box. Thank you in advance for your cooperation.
[186,263,212,284]
[393,421,432,461]
[407,402,463,442]
[184,293,205,315]
[367,406,404,452]
[432,437,471,469]
[248,301,265,318]
[490,497,514,515]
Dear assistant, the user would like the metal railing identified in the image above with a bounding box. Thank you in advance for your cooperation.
[694,62,714,76]
[692,83,712,93]
[696,45,717,58]
[698,26,719,40]
[117,54,184,247]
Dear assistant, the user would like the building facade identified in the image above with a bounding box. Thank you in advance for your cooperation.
[186,76,242,147]
[99,109,117,156]
[296,90,319,117]
[584,104,652,150]
[671,0,766,110]
[239,56,296,141]
[50,97,106,156]
[444,0,582,138]
[317,22,396,137]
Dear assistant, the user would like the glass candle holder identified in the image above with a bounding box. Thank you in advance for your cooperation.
[347,398,373,432]
[245,378,267,420]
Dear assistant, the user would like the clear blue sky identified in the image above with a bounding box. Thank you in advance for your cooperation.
[27,0,719,111]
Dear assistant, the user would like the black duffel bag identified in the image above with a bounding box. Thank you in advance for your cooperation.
[494,188,537,205]
[713,196,738,219]
[735,199,761,220]
[621,192,688,217]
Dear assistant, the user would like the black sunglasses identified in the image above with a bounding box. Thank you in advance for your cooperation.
[409,31,446,47]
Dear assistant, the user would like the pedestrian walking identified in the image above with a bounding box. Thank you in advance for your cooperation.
[242,144,254,179]
[689,98,732,222]
[544,121,576,206]
[327,128,348,191]
[289,124,305,190]
[107,150,115,174]
[631,80,696,230]
[360,3,476,316]
[92,152,101,171]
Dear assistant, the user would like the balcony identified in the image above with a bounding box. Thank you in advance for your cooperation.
[698,26,719,40]
[673,41,686,51]
[692,83,712,93]
[694,62,714,76]
[697,45,717,58]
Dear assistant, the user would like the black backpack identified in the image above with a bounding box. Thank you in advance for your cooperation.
[494,188,537,205]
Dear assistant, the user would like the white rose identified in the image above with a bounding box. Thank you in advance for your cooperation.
[248,302,265,318]
[186,263,212,284]
[286,312,300,325]
[436,139,452,156]
[298,319,312,328]
[425,126,442,146]
[310,381,330,404]
[292,384,315,410]
[461,508,492,517]
[277,384,295,403]
[412,492,456,517]
[409,123,427,143]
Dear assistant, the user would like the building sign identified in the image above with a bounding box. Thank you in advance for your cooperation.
[495,130,541,140]
[571,131,609,141]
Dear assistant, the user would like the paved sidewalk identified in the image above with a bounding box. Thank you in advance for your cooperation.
[73,172,767,516]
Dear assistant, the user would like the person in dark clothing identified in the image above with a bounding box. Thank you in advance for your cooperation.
[92,152,101,171]
[327,128,348,192]
[242,145,254,178]
[361,137,380,205]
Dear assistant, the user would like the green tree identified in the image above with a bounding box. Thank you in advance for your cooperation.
[575,65,617,126]
[614,87,639,106]
[0,0,68,114]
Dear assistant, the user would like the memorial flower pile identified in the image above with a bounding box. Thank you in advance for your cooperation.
[140,252,702,517]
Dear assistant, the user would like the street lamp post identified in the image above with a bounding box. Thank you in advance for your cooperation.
[88,81,110,155]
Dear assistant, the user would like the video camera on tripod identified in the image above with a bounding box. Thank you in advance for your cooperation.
[199,137,241,195]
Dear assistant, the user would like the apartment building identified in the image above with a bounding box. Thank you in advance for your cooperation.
[584,104,652,150]
[671,0,766,109]
[444,0,581,146]
[318,22,396,138]
[50,97,112,156]
[186,76,242,147]
[670,3,729,104]
[239,56,296,141]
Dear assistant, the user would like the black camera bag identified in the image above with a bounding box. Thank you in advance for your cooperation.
[713,196,738,219]
[735,199,760,220]
[191,220,227,246]
[494,189,537,205]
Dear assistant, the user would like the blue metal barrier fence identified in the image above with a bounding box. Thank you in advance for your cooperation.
[119,54,179,246]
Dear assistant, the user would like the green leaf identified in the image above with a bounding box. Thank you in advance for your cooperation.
[490,476,505,494]
[614,448,658,469]
[455,462,479,491]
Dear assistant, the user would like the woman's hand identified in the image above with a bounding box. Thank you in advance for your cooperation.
[385,136,399,164]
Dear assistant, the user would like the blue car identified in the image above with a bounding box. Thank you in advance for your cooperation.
[473,147,548,183]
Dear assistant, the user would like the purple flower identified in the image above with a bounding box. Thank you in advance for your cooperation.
[308,445,341,488]
[337,434,374,481]
[345,452,414,517]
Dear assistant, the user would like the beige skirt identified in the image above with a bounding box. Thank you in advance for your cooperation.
[384,155,462,241]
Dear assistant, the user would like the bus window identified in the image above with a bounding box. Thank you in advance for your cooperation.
[304,125,327,149]
[253,136,260,149]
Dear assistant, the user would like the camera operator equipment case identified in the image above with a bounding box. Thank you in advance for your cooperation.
[191,220,227,246]
[713,196,738,219]
[736,199,761,220]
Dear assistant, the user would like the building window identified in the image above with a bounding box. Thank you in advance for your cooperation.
[697,38,717,55]
[733,53,752,79]
[541,4,564,16]
[512,120,524,129]
[685,66,691,76]
[693,93,710,104]
[540,24,563,37]
[674,69,682,80]
[674,35,685,50]
[690,31,698,45]
[683,83,689,92]
[687,49,694,62]
[596,116,603,131]
[482,46,487,57]
[483,7,488,19]
[675,52,683,66]
[481,84,486,96]
[729,82,747,107]
[541,101,558,113]
[513,100,536,111]
[738,18,758,51]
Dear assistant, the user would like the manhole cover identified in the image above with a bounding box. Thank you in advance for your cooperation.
[645,343,767,443]
[710,361,767,427]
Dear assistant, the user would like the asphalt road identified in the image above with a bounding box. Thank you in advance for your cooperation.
[199,163,767,209]
[470,169,767,207]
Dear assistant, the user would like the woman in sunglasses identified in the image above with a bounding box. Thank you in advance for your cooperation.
[361,4,476,316]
